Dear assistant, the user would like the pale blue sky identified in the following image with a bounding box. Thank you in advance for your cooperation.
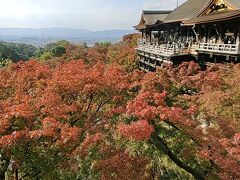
[0,0,186,30]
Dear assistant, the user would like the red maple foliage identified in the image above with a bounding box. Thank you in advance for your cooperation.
[0,59,239,180]
[93,150,150,180]
[117,120,154,141]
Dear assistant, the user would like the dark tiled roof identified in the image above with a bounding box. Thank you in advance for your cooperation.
[134,0,240,29]
[143,10,173,15]
[164,0,212,23]
[226,0,240,9]
[183,9,240,25]
[134,10,172,30]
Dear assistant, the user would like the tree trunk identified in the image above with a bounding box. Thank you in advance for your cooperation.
[151,133,205,180]
[0,153,10,180]
[15,169,19,180]
[0,173,5,180]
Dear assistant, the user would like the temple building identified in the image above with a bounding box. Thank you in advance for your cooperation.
[134,0,240,72]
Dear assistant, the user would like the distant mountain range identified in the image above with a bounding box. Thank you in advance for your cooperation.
[0,28,135,38]
[0,28,136,46]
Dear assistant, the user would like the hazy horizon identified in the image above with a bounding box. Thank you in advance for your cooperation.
[0,28,136,46]
[0,27,134,31]
[0,0,187,31]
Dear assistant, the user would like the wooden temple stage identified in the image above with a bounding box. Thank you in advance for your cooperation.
[134,0,240,72]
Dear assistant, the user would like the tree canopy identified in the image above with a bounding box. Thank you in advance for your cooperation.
[0,35,239,180]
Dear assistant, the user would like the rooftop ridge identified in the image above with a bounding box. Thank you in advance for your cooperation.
[142,10,173,14]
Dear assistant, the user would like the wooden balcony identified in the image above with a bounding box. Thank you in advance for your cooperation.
[136,42,190,58]
[198,43,240,55]
[137,39,240,58]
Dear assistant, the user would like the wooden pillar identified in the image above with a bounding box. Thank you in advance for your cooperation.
[197,26,200,42]
[217,25,222,43]
[158,30,160,45]
[187,26,190,42]
[219,24,224,43]
[150,29,152,43]
[236,25,240,54]
[205,25,209,43]
[234,23,238,44]
[142,29,146,40]
[147,29,150,43]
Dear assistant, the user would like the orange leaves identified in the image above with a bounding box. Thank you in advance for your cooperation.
[0,118,10,134]
[205,133,240,179]
[0,54,239,179]
[140,72,162,92]
[169,61,224,93]
[127,99,157,120]
[35,88,78,119]
[233,133,240,146]
[57,125,81,149]
[153,91,167,106]
[104,64,129,90]
[0,59,129,152]
[49,60,88,92]
[83,84,98,93]
[30,117,81,148]
[93,150,150,180]
[81,133,102,149]
[219,134,240,162]
[173,61,201,76]
[75,133,103,157]
[117,120,154,141]
[107,40,138,72]
[8,60,51,93]
[126,91,167,120]
[0,130,29,148]
[187,105,198,115]
[42,117,60,137]
[160,107,195,126]
[10,102,34,119]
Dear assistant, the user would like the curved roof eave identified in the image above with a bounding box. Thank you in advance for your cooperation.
[134,10,172,30]
[164,0,214,23]
[225,0,240,9]
[183,9,240,25]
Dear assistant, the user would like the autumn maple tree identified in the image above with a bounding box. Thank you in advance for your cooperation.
[0,40,239,180]
[0,60,138,179]
[114,62,240,180]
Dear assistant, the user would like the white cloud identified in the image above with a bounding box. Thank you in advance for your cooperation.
[0,0,187,30]
[142,0,187,10]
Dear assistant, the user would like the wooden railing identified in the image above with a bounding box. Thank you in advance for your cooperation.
[137,43,189,57]
[138,40,240,56]
[198,43,240,54]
